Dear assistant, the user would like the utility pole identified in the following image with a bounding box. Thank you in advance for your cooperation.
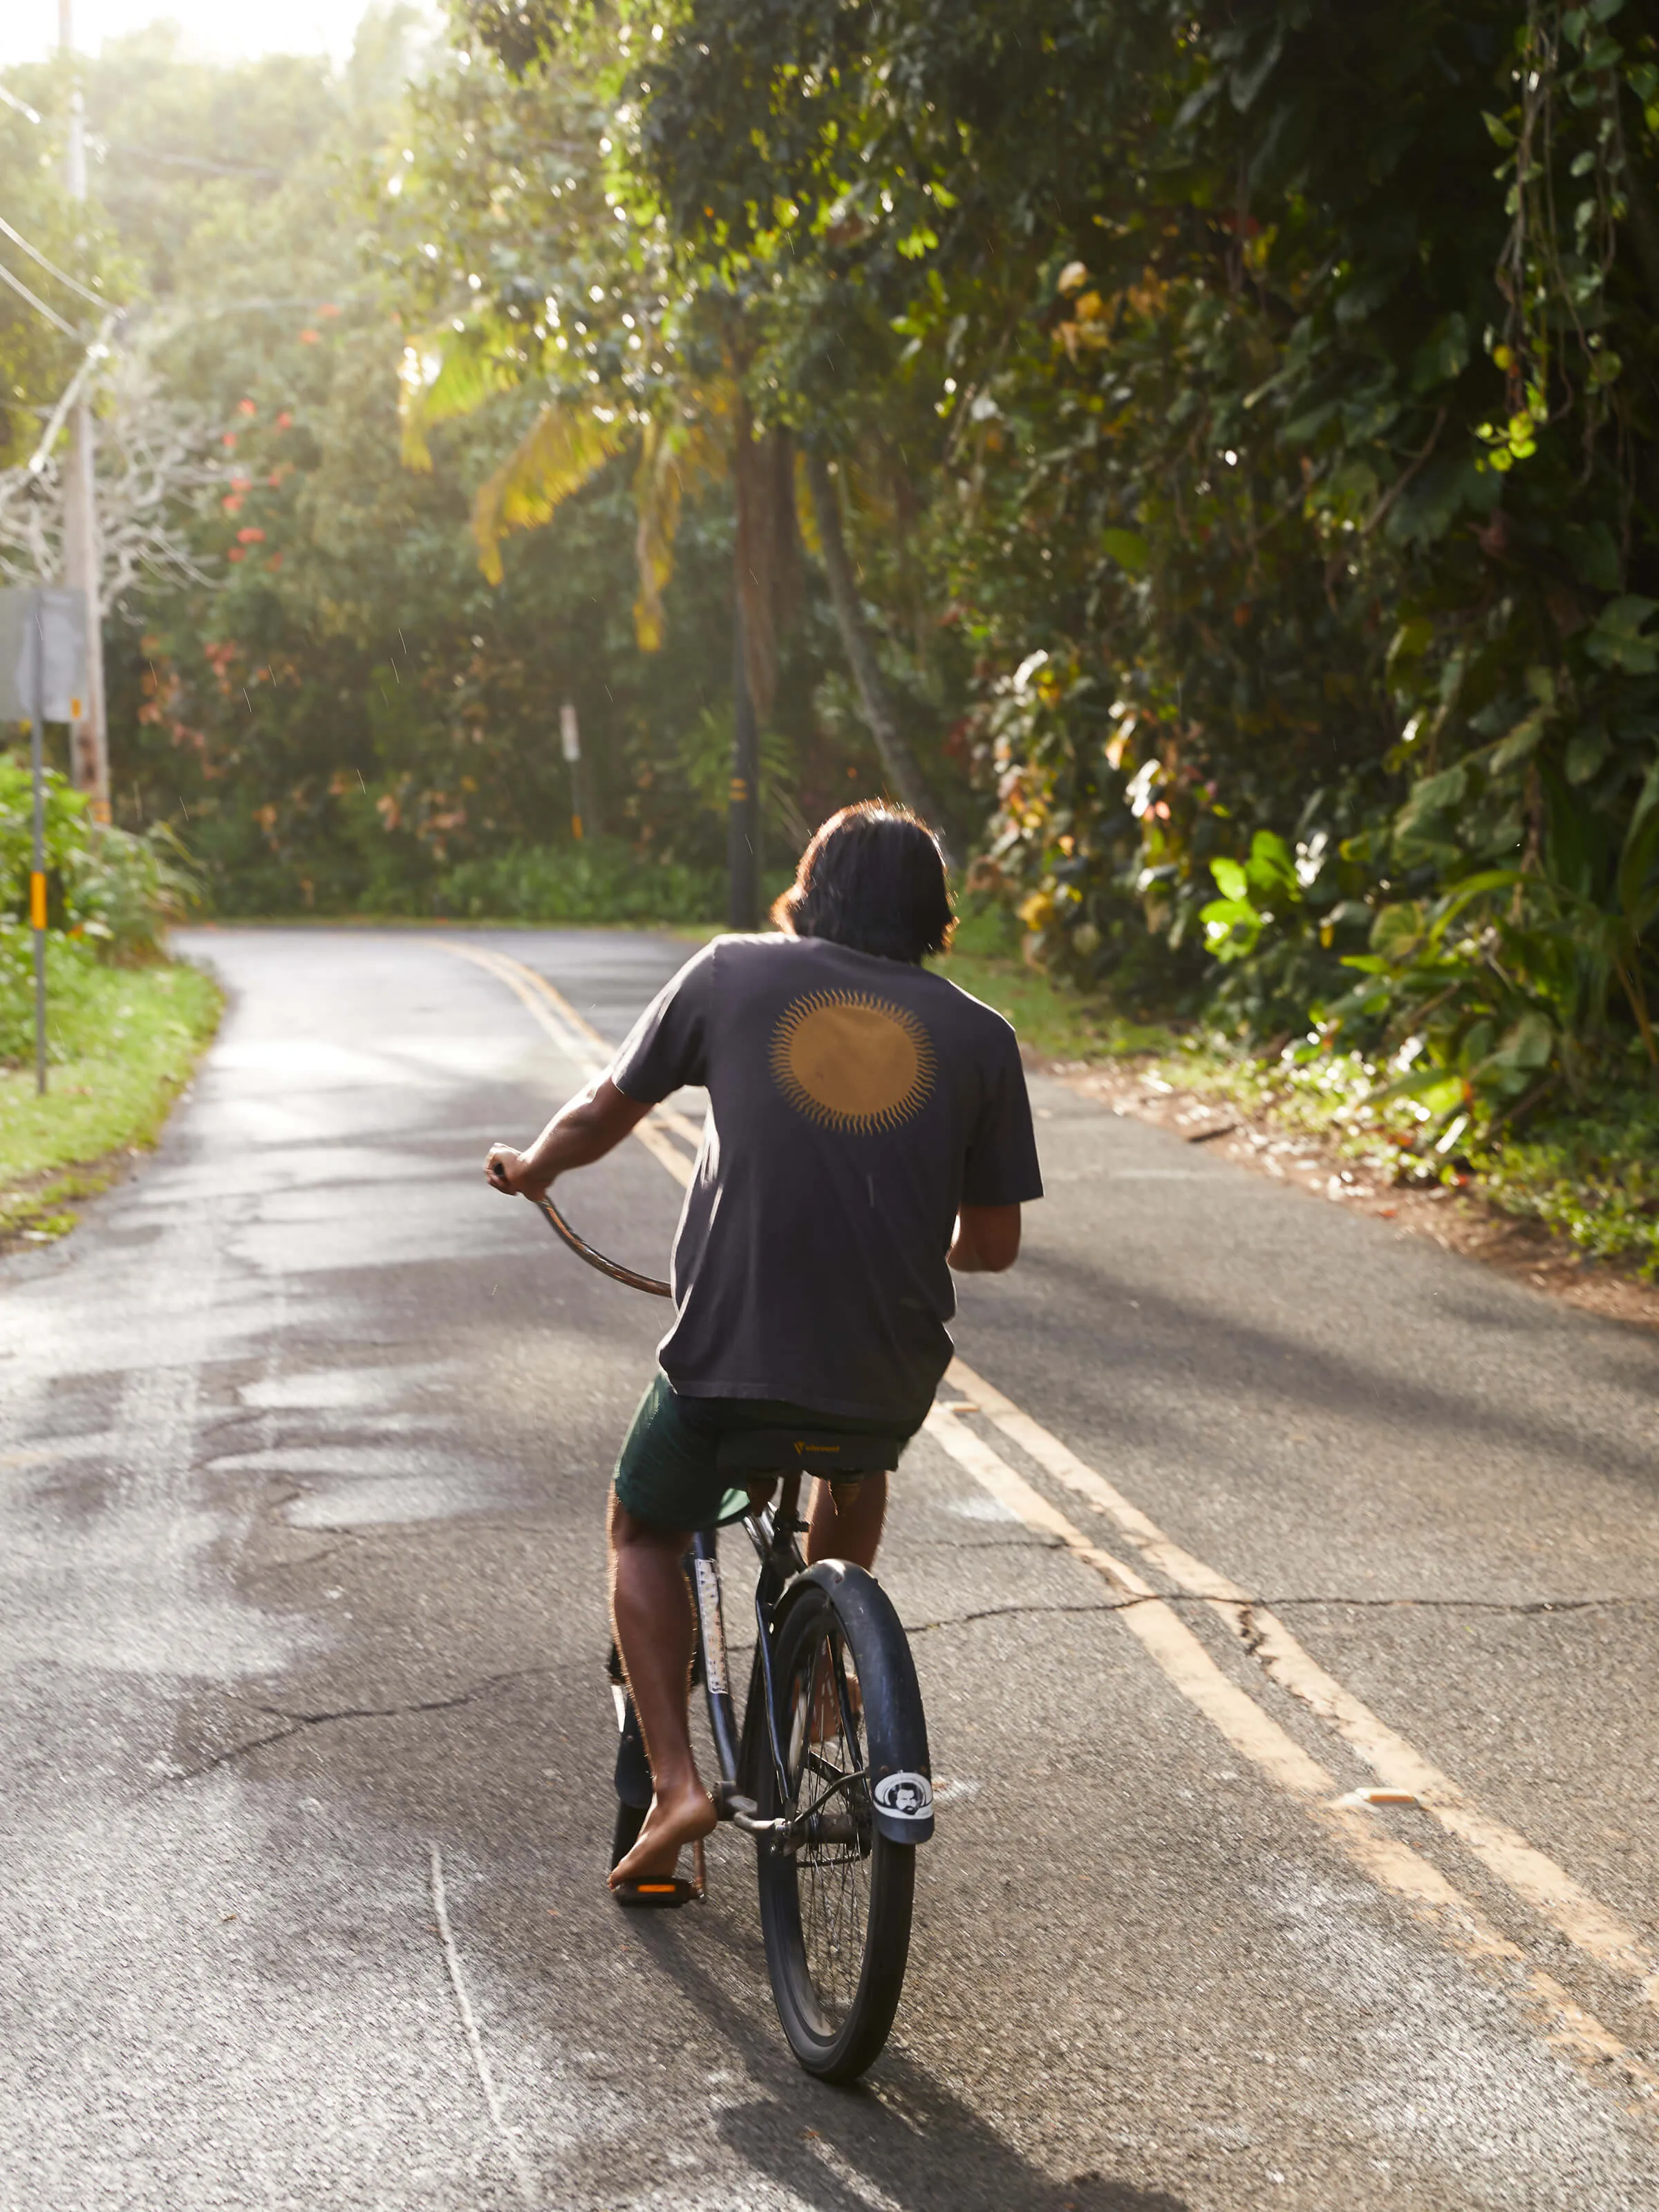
[59,0,108,822]
[728,603,759,932]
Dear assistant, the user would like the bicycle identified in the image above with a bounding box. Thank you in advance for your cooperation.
[528,1188,935,2085]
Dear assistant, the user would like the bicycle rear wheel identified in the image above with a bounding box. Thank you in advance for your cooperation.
[754,1581,916,2082]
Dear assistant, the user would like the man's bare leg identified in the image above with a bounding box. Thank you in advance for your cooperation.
[607,1494,717,1887]
[806,1472,886,1571]
[802,1475,888,1736]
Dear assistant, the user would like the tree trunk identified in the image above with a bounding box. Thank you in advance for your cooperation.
[805,448,953,866]
[731,395,800,726]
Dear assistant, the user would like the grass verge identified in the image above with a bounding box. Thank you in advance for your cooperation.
[0,956,223,1248]
[933,945,1173,1061]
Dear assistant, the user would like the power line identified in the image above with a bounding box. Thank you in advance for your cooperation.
[24,313,118,476]
[0,254,79,337]
[0,214,109,312]
[104,142,282,180]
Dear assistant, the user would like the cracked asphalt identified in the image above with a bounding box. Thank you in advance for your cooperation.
[3,924,1658,2211]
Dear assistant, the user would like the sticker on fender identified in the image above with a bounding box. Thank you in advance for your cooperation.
[872,1770,932,1819]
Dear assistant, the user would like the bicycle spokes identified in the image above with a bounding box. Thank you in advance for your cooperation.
[785,1624,874,2030]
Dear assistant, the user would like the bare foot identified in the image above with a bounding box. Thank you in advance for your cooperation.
[608,1781,716,1888]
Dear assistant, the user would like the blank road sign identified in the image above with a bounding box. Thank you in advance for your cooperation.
[0,589,88,724]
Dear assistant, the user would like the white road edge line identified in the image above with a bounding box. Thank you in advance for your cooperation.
[922,1405,1658,2103]
[429,1846,539,2206]
[457,935,1658,2098]
[947,1356,1659,2011]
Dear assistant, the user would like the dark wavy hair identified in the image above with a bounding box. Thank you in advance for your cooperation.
[771,803,953,964]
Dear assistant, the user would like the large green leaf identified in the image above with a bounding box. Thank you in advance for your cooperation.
[1100,525,1150,575]
[1586,597,1659,675]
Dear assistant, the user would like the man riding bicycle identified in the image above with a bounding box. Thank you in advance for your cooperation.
[485,803,1042,1892]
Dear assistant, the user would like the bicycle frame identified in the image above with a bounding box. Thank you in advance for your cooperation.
[688,1471,806,1840]
[683,1470,935,1855]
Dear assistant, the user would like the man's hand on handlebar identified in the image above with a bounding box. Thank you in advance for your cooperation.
[484,1077,654,1201]
[485,1143,550,1200]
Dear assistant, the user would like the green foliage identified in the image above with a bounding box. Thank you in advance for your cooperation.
[436,837,723,923]
[0,753,86,903]
[0,752,196,1063]
[0,12,899,924]
[0,958,222,1242]
[615,0,1659,1159]
[1479,1091,1659,1274]
[9,3,1659,1206]
[0,930,91,1071]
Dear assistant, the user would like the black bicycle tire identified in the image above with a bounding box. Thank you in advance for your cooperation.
[753,1584,916,2083]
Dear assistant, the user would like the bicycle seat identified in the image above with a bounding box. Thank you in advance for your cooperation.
[715,1430,907,1479]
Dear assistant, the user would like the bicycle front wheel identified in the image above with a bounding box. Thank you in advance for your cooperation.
[753,1580,916,2083]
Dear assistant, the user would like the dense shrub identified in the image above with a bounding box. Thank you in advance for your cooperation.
[0,753,198,1067]
[435,838,724,925]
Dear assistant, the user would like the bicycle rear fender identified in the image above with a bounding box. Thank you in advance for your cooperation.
[780,1561,935,1846]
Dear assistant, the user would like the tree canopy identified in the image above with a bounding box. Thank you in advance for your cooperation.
[3,0,1658,1145]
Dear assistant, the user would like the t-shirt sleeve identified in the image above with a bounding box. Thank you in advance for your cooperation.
[961,1020,1044,1207]
[608,943,715,1103]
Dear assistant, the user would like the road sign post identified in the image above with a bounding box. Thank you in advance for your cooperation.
[1,588,89,1095]
[30,640,46,1092]
[560,700,584,841]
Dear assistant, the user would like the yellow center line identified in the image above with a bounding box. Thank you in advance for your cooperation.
[924,1404,1658,2103]
[922,1407,1334,1797]
[471,950,709,1154]
[948,1356,1659,2009]
[440,940,695,1190]
[458,933,1658,2100]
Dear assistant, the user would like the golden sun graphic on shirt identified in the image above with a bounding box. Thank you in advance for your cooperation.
[769,990,937,1133]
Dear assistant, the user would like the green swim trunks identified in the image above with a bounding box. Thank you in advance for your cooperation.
[612,1371,921,1533]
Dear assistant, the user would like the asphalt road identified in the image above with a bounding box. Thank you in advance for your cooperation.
[3,924,1657,2212]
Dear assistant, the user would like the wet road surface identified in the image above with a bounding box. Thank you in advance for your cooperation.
[3,924,1657,2211]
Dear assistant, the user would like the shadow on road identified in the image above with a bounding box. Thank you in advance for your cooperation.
[626,1911,1190,2212]
[1004,1243,1658,1499]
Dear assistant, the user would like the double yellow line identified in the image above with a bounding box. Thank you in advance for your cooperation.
[458,935,1659,2108]
[926,1383,1658,2097]
[440,938,699,1190]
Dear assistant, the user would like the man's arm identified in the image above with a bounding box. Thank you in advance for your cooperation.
[948,1203,1022,1273]
[485,1077,650,1200]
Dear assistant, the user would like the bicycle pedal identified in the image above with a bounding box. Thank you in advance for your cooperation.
[612,1875,702,1910]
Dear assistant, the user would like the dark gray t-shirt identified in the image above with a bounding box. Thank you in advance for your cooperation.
[608,932,1043,1424]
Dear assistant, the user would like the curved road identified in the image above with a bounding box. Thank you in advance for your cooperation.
[2,924,1657,2211]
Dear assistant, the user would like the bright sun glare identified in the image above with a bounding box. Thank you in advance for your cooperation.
[0,2,400,72]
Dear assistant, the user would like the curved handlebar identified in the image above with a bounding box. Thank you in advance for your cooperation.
[531,1192,672,1300]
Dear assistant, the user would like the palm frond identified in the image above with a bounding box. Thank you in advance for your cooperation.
[471,400,629,584]
[400,321,523,471]
[630,413,725,649]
